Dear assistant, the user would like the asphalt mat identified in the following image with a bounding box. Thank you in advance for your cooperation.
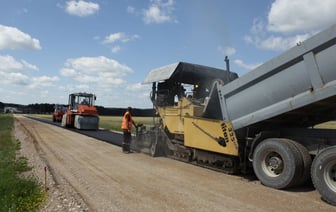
[26,115,124,147]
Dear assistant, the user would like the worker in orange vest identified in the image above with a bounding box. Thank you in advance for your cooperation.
[121,107,137,153]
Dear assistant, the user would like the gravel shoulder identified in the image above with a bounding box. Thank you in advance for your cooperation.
[14,115,335,211]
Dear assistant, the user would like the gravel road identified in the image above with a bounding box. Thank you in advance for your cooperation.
[14,115,335,211]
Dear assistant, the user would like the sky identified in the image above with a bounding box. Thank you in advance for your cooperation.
[1,0,336,108]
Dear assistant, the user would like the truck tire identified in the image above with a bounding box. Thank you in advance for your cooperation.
[289,140,312,186]
[311,146,336,206]
[252,138,302,189]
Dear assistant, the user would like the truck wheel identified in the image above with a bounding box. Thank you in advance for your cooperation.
[253,138,302,189]
[311,146,336,206]
[289,140,312,186]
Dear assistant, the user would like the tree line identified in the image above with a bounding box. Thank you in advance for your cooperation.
[0,102,155,117]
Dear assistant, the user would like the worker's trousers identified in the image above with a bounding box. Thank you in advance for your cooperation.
[122,130,131,152]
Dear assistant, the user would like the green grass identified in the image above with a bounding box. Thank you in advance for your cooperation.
[0,114,46,211]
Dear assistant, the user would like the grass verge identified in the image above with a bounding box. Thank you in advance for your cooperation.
[0,114,46,211]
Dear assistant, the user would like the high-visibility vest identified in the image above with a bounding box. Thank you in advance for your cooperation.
[121,111,133,130]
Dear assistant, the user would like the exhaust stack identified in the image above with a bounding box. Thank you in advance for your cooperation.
[224,56,230,71]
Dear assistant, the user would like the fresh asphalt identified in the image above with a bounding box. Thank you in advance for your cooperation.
[26,116,124,147]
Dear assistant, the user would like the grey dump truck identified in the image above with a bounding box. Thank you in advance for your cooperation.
[138,23,336,206]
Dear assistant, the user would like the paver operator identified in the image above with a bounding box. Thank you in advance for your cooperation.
[121,107,137,153]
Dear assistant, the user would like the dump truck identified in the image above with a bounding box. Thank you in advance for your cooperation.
[52,104,68,122]
[135,24,336,206]
[61,92,99,130]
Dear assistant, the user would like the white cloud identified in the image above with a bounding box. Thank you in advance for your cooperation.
[127,6,135,14]
[103,32,126,43]
[64,56,132,74]
[245,31,313,51]
[218,46,236,56]
[245,0,336,52]
[65,0,99,17]
[60,56,133,88]
[0,72,30,86]
[0,25,41,50]
[57,57,147,107]
[29,76,59,88]
[102,32,139,53]
[101,77,125,86]
[234,59,261,71]
[266,34,312,51]
[126,82,150,92]
[268,0,336,33]
[103,32,139,44]
[59,68,77,77]
[74,74,99,83]
[250,18,265,35]
[21,60,38,71]
[111,46,121,53]
[0,72,58,89]
[143,0,176,24]
[76,84,90,90]
[0,53,59,98]
[0,55,38,72]
[87,83,148,107]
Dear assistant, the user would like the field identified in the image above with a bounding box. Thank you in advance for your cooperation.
[30,113,336,130]
[315,121,336,129]
[31,114,156,133]
[100,115,156,131]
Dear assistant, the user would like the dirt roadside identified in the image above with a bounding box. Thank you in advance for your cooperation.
[14,115,335,211]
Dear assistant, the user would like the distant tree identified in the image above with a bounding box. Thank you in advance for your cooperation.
[26,103,54,114]
[96,106,155,117]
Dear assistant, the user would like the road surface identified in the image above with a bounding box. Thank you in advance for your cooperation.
[14,115,334,211]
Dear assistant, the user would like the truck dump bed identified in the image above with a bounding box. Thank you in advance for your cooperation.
[205,24,336,130]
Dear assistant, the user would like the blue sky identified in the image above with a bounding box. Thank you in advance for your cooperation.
[1,0,336,108]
